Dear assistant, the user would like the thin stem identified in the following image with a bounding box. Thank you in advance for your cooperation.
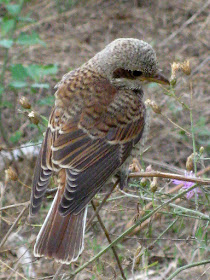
[86,180,119,230]
[71,184,204,277]
[91,201,126,280]
[148,217,178,249]
[0,259,28,280]
[129,169,210,185]
[166,260,210,280]
[161,112,191,136]
[0,204,29,250]
[189,81,197,175]
[52,264,64,280]
[0,201,30,212]
[189,80,199,210]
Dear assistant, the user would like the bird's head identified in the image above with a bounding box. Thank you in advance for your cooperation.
[90,38,169,89]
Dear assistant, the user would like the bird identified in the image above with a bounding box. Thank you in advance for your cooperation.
[30,38,169,264]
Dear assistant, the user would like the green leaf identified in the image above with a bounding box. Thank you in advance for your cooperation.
[10,64,28,81]
[1,100,13,108]
[1,18,15,35]
[0,0,10,4]
[6,4,21,15]
[9,81,28,88]
[17,32,46,46]
[0,84,4,96]
[9,130,23,143]
[26,64,42,81]
[31,83,49,89]
[37,95,55,106]
[26,64,57,82]
[0,39,13,48]
[42,64,58,75]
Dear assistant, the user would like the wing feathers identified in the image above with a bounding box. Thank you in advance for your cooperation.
[31,80,145,217]
[59,144,120,215]
[30,148,52,215]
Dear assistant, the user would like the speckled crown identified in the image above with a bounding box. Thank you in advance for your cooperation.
[89,38,158,77]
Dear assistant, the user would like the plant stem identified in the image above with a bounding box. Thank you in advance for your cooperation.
[166,259,210,280]
[0,204,29,250]
[129,170,210,185]
[189,81,197,175]
[70,183,205,277]
[86,180,119,230]
[91,201,126,280]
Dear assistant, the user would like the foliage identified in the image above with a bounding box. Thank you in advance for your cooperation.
[0,0,58,146]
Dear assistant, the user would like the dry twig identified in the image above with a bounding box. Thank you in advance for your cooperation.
[159,0,210,46]
[91,200,126,280]
[0,204,29,250]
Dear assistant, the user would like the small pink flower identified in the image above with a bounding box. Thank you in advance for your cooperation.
[172,171,202,199]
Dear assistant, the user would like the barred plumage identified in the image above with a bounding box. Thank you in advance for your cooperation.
[30,38,169,264]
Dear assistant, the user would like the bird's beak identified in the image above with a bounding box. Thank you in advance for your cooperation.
[142,71,170,85]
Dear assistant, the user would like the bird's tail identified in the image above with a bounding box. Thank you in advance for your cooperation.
[34,170,87,264]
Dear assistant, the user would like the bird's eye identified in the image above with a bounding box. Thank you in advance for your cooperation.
[133,70,143,77]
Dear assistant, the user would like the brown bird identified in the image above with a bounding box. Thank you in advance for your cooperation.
[30,38,169,264]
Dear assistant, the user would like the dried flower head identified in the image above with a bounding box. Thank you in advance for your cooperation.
[186,154,194,171]
[199,146,204,155]
[140,177,148,187]
[171,62,180,79]
[19,97,31,109]
[150,177,158,193]
[5,166,18,183]
[146,165,153,172]
[145,99,161,114]
[28,111,39,125]
[180,60,191,75]
[170,60,191,83]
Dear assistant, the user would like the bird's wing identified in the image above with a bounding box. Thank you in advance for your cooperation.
[30,127,53,215]
[31,70,145,216]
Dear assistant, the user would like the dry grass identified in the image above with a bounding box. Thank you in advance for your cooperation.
[0,0,209,279]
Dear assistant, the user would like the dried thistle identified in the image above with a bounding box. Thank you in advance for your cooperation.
[171,62,180,81]
[186,154,194,171]
[150,177,158,193]
[170,60,191,84]
[19,97,31,109]
[186,152,197,171]
[180,60,191,75]
[145,99,161,114]
[5,166,18,183]
[28,111,39,125]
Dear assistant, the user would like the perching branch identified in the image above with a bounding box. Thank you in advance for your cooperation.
[129,168,210,185]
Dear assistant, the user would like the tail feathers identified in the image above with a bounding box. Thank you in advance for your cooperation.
[34,188,87,264]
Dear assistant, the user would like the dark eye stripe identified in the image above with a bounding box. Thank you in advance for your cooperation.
[132,70,143,77]
[113,68,143,79]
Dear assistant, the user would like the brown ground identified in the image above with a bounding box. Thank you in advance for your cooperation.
[0,0,209,279]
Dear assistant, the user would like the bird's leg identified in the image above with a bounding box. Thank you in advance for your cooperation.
[117,169,129,190]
